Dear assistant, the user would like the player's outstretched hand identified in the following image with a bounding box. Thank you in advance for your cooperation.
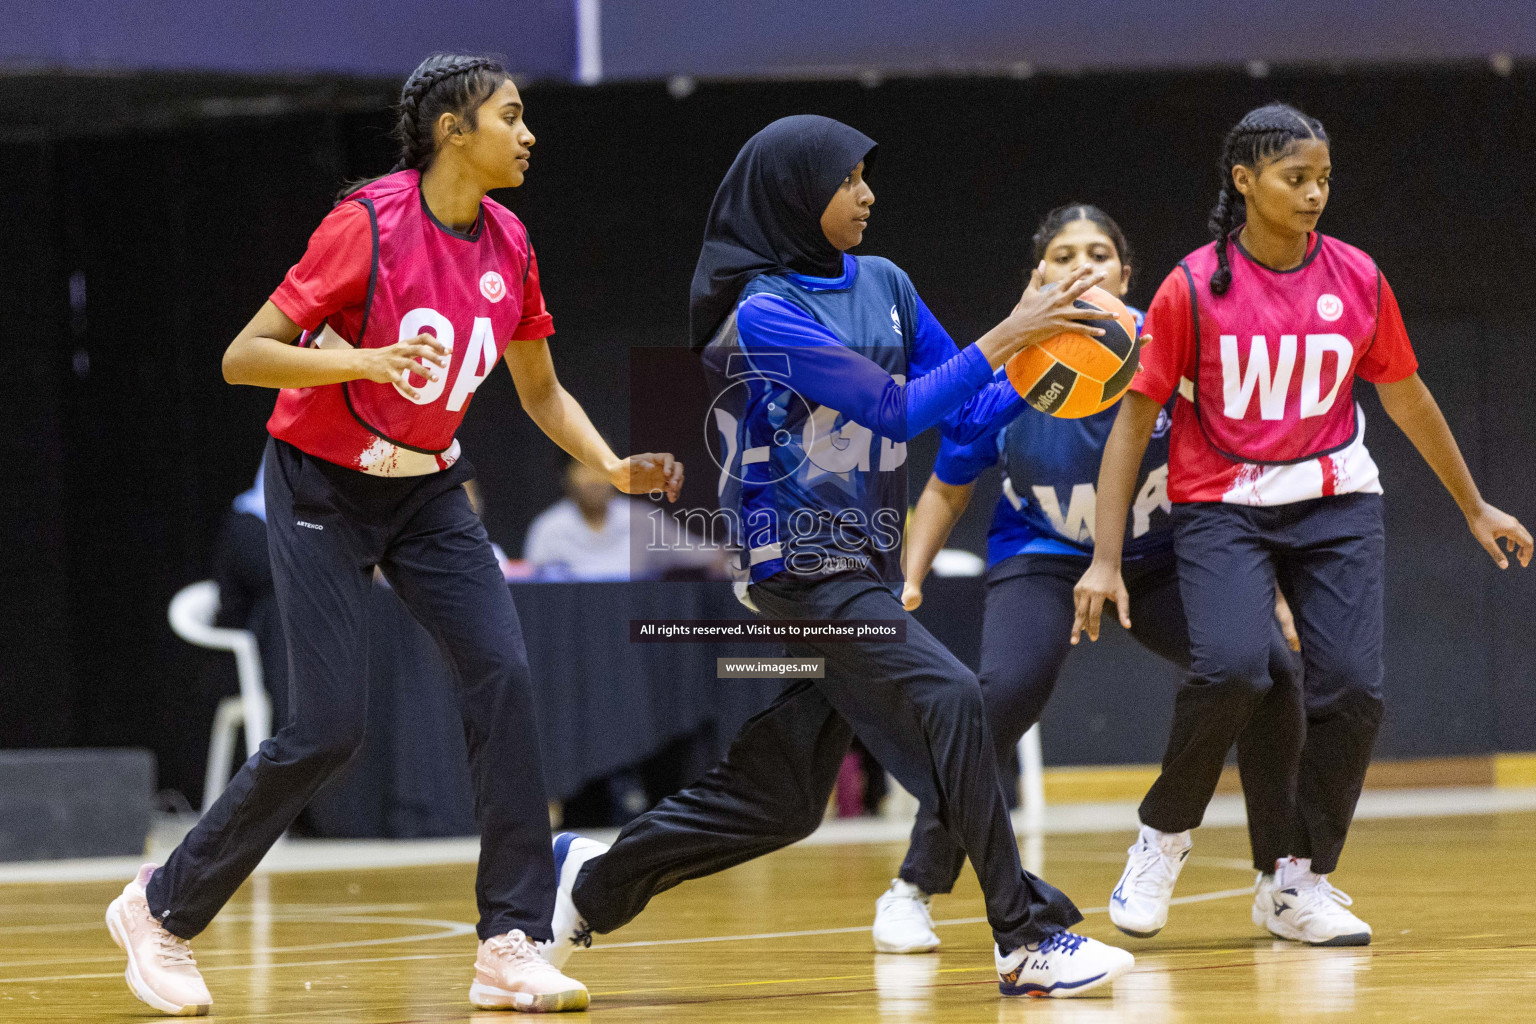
[613,453,684,503]
[1071,559,1130,645]
[901,581,923,611]
[1466,500,1532,569]
[357,332,451,401]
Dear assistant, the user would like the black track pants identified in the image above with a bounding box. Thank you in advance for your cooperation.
[571,571,1083,951]
[149,439,557,941]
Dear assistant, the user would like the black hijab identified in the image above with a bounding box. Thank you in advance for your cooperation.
[689,115,878,349]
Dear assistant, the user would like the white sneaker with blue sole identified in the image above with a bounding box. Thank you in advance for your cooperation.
[996,931,1134,998]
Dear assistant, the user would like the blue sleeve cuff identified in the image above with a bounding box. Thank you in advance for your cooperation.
[932,431,998,486]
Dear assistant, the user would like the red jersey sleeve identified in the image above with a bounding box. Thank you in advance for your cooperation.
[270,201,373,332]
[1355,272,1418,384]
[1129,268,1195,405]
[511,246,555,341]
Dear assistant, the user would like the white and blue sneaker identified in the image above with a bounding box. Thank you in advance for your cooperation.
[1109,825,1191,938]
[1259,857,1372,946]
[536,832,609,969]
[996,931,1134,998]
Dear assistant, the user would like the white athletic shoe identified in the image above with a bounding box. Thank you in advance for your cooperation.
[872,878,940,954]
[996,932,1135,998]
[1259,857,1372,946]
[1252,871,1276,930]
[1108,825,1191,938]
[470,929,589,1012]
[105,864,212,1016]
[536,832,608,969]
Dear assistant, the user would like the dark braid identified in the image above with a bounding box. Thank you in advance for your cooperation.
[1209,103,1328,295]
[339,53,510,199]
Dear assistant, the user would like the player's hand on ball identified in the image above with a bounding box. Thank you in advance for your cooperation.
[1465,500,1532,569]
[1012,262,1112,342]
[612,453,684,502]
[1071,559,1130,645]
[901,582,923,611]
[358,333,450,401]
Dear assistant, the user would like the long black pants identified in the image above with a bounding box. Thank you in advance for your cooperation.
[148,439,557,942]
[570,571,1082,951]
[1140,495,1386,875]
[899,551,1304,895]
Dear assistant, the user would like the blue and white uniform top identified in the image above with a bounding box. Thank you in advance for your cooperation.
[702,253,1022,583]
[933,307,1178,568]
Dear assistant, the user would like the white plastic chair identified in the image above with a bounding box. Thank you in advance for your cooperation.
[167,580,272,814]
[1018,724,1045,831]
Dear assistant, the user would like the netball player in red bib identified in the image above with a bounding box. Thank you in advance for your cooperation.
[103,54,681,1015]
[1074,103,1530,946]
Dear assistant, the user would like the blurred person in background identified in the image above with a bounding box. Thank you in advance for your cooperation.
[523,458,724,580]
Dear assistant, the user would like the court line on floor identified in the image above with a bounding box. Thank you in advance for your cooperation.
[0,916,474,973]
[584,942,1536,1014]
[0,903,431,936]
[0,951,454,985]
[0,885,1258,984]
[8,784,1534,885]
[588,886,1258,950]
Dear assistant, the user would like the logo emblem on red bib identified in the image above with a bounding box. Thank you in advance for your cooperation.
[1316,293,1343,321]
[480,271,507,303]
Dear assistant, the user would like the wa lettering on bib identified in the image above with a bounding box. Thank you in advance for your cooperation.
[1181,235,1381,466]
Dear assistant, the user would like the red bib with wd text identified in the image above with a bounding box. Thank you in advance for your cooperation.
[1181,234,1381,465]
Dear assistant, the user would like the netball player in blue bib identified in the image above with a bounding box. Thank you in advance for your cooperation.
[538,116,1138,999]
[870,206,1305,952]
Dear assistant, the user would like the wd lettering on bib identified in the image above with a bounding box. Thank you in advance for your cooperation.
[1219,333,1353,421]
[1182,234,1382,465]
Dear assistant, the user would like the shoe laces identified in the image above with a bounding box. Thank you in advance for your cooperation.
[1288,875,1357,924]
[1034,931,1086,956]
[1123,838,1182,898]
[1311,877,1353,907]
[878,881,933,923]
[153,930,197,970]
[570,921,594,950]
[486,930,564,974]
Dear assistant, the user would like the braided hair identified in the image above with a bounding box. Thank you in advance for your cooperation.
[339,53,510,198]
[1030,203,1133,276]
[1208,103,1328,295]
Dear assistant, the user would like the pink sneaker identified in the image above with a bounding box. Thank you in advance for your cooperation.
[104,864,212,1016]
[470,929,590,1012]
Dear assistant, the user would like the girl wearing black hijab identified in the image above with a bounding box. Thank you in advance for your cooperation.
[539,116,1135,999]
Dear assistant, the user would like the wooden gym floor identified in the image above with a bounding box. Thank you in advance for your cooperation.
[4,812,1536,1023]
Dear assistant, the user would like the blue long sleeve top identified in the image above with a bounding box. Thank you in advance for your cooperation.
[700,253,1022,583]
